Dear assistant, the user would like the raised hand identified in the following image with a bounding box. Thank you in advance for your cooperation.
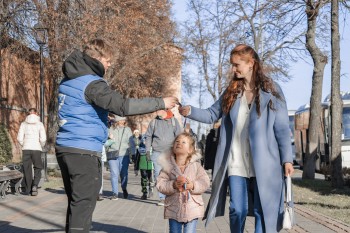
[178,105,191,117]
[163,97,179,109]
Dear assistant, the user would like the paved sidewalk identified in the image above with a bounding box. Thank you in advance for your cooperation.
[1,166,350,233]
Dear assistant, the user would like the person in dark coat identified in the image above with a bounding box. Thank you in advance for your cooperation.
[179,44,294,233]
[197,134,206,166]
[204,122,221,171]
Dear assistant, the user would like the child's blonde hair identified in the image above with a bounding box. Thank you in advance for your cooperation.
[173,132,197,164]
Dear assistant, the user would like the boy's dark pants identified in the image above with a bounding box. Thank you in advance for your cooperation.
[22,150,42,193]
[57,152,102,233]
[140,169,154,194]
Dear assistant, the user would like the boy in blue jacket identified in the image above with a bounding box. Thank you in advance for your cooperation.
[56,39,178,233]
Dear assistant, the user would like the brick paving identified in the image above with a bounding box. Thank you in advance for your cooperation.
[1,166,350,233]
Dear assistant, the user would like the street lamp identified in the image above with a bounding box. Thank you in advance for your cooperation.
[138,116,144,133]
[34,22,48,182]
[34,22,48,125]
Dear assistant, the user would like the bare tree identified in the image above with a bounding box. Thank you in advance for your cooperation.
[180,0,306,103]
[302,0,329,179]
[330,0,344,188]
[1,0,179,149]
[181,0,238,101]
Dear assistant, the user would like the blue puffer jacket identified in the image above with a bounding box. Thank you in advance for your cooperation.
[56,75,108,153]
[56,50,165,155]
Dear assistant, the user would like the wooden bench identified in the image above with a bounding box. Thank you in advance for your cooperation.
[0,170,23,199]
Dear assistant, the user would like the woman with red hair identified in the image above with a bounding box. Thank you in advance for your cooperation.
[179,44,294,233]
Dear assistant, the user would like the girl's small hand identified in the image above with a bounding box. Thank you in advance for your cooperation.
[186,181,194,190]
[185,178,194,190]
[176,176,186,191]
[174,180,184,191]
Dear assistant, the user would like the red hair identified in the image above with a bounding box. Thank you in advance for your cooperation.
[222,44,281,116]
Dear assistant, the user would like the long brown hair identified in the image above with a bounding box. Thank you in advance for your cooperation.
[222,44,281,116]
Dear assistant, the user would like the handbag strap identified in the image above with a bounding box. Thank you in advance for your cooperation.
[117,127,125,151]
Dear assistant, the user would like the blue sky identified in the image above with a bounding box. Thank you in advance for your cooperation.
[172,1,350,111]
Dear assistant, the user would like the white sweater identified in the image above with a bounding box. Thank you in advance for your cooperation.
[17,114,46,151]
[227,95,256,178]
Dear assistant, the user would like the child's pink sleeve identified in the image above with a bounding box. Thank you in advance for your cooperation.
[156,171,177,195]
[191,164,210,195]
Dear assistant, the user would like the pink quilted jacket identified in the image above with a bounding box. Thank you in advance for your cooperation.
[156,151,210,222]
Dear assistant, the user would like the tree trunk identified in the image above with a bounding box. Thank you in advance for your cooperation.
[330,0,344,188]
[303,0,327,180]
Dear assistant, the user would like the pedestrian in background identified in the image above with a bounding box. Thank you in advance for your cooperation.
[145,109,182,206]
[106,115,132,200]
[134,142,154,200]
[130,129,142,165]
[179,44,294,233]
[204,121,221,175]
[97,146,107,201]
[197,134,206,165]
[56,38,178,233]
[17,108,46,196]
[156,132,210,233]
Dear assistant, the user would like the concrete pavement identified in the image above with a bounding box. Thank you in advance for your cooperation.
[1,166,349,233]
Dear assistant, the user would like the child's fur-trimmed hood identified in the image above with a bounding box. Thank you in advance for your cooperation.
[157,149,202,174]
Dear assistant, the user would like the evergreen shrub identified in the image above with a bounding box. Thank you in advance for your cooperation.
[0,124,12,164]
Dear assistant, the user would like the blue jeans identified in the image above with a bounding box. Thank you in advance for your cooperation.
[108,155,130,195]
[228,176,265,233]
[169,219,198,233]
[151,151,165,200]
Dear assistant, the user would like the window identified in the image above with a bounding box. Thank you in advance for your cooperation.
[342,107,350,140]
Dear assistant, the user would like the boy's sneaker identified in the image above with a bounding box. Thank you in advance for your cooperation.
[110,193,118,200]
[122,189,128,199]
[31,185,38,196]
[157,200,165,206]
[141,193,147,200]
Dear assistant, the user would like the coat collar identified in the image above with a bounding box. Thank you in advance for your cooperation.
[230,89,272,120]
[158,150,202,174]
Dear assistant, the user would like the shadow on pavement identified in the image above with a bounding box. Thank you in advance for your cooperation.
[0,221,62,232]
[292,178,350,196]
[44,188,66,195]
[296,201,350,209]
[91,222,147,233]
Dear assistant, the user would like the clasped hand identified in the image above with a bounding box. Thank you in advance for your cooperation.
[173,176,193,191]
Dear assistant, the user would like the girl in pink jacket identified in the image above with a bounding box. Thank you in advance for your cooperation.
[156,132,210,233]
